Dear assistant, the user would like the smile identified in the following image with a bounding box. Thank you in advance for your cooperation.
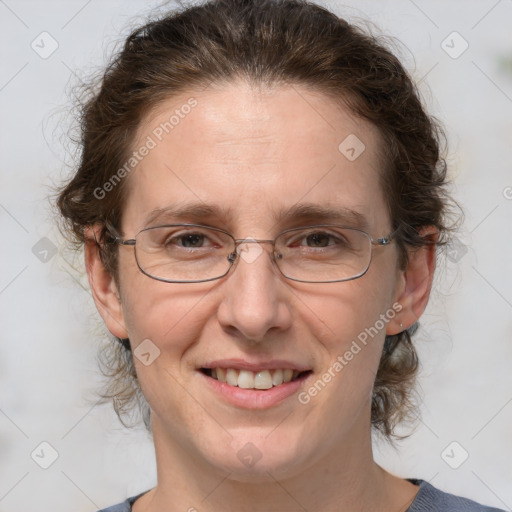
[200,368,311,390]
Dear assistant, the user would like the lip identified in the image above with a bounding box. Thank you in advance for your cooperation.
[199,358,311,372]
[198,369,312,409]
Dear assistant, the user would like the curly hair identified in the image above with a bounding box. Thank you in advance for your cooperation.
[56,0,458,441]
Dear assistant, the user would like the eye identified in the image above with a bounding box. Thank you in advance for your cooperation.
[292,230,349,249]
[302,232,336,248]
[171,232,209,248]
[163,229,218,249]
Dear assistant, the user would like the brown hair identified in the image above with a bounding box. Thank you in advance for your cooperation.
[56,0,457,441]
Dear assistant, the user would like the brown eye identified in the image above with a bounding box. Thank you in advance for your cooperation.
[305,233,332,247]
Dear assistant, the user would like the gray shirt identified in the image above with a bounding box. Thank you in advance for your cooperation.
[96,478,507,511]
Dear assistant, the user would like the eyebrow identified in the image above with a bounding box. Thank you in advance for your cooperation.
[143,203,235,227]
[142,202,369,231]
[276,203,369,231]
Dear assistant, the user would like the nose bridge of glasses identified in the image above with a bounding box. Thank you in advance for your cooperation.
[228,238,278,265]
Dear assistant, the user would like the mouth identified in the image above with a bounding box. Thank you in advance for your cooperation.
[200,367,313,390]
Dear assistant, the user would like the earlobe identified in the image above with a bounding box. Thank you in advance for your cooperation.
[387,227,438,335]
[84,226,128,339]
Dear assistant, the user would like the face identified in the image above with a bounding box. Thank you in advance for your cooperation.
[91,80,421,481]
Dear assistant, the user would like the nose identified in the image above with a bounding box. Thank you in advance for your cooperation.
[216,240,293,342]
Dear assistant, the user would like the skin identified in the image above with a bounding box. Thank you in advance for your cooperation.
[85,80,436,512]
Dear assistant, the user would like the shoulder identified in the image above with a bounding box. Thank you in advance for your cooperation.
[408,479,507,512]
[96,502,130,512]
[96,490,150,512]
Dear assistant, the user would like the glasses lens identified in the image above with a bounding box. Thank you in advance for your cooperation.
[132,224,372,283]
[275,226,371,282]
[135,225,234,282]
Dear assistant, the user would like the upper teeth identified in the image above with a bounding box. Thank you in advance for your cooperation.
[209,368,300,389]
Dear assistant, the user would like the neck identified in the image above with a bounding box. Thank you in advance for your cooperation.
[134,411,418,512]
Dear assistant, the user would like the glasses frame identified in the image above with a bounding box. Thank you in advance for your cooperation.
[110,223,399,284]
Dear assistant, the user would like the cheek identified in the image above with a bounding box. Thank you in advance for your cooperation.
[295,274,396,407]
[116,236,226,400]
[300,276,392,349]
[119,282,217,422]
[122,281,214,349]
[117,248,179,332]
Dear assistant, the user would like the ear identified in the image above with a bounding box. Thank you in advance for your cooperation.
[84,225,128,339]
[386,226,438,335]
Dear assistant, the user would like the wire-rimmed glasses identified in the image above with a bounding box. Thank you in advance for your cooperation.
[110,223,397,283]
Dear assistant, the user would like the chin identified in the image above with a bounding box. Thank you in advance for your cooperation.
[198,430,313,483]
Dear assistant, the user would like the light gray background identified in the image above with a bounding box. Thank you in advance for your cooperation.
[0,1,511,511]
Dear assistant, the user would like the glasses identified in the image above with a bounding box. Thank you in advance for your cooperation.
[110,223,397,284]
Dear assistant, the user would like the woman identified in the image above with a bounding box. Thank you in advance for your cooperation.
[56,0,505,510]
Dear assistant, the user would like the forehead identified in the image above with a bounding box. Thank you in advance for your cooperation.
[124,80,389,235]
